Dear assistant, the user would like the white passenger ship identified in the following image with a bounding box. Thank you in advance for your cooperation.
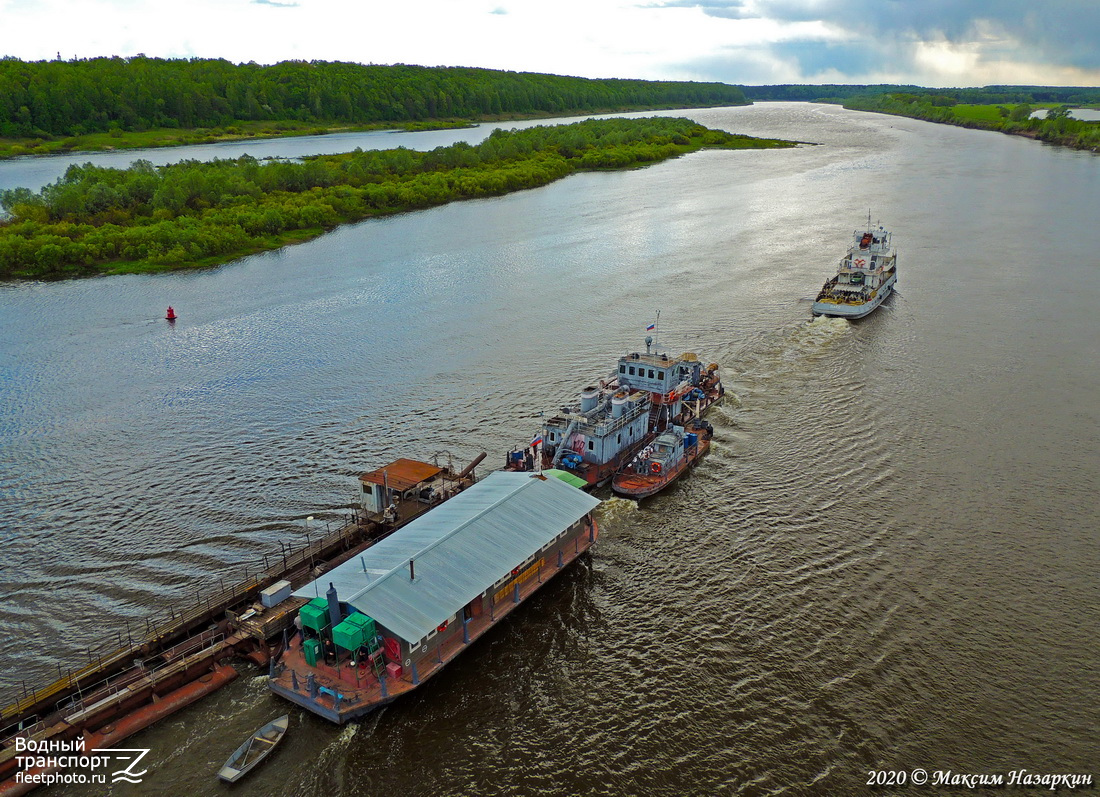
[812,219,897,319]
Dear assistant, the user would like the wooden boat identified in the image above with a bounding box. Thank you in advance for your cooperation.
[217,714,289,783]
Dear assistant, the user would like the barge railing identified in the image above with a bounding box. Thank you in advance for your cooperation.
[0,510,370,725]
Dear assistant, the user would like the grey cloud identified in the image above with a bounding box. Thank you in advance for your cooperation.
[654,0,1100,79]
[642,0,757,20]
[755,0,1100,69]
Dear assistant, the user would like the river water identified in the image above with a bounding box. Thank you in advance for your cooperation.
[1,103,1097,794]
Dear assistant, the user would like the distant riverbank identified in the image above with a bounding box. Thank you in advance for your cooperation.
[838,95,1100,152]
[0,117,796,281]
[0,57,749,161]
[0,103,750,161]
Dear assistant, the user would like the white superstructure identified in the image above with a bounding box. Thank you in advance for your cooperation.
[812,220,898,319]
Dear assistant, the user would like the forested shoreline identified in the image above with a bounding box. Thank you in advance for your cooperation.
[0,117,795,281]
[0,57,748,157]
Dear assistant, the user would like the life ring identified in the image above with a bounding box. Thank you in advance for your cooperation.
[854,258,866,266]
[666,391,676,403]
[650,462,662,475]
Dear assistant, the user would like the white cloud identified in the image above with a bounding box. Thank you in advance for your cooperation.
[0,0,1097,86]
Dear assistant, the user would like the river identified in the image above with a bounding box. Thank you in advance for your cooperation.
[1,102,1097,795]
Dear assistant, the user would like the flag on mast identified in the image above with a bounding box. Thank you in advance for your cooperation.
[646,323,656,331]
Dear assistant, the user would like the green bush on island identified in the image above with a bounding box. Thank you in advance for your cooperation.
[0,117,796,280]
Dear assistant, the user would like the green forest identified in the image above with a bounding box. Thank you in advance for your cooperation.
[0,57,747,142]
[0,117,794,281]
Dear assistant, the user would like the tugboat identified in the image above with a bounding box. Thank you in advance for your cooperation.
[505,335,723,489]
[812,217,897,319]
[611,418,713,499]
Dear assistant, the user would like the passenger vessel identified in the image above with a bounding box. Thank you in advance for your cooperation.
[812,219,898,319]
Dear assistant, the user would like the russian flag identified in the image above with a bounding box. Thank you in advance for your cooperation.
[530,434,543,447]
[646,323,656,331]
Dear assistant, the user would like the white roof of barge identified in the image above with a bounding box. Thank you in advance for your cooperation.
[293,471,601,644]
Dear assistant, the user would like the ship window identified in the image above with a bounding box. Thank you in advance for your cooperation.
[629,366,636,375]
[587,440,594,451]
[549,432,556,441]
[617,434,621,443]
[657,371,664,381]
[619,365,626,374]
[648,369,655,378]
[362,484,372,494]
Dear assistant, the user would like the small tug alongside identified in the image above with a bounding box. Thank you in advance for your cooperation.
[268,471,600,724]
[612,418,714,500]
[812,219,898,319]
[506,336,723,489]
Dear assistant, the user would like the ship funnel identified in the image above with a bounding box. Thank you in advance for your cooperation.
[645,335,653,354]
[326,582,341,629]
[611,392,628,419]
[580,386,599,413]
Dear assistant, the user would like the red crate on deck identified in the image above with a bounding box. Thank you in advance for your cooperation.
[386,662,404,680]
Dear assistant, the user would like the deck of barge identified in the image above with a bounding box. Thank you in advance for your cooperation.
[269,519,598,723]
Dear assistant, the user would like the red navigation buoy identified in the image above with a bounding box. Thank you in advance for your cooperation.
[166,306,177,321]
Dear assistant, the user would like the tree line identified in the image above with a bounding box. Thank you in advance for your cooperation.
[0,57,747,139]
[0,117,793,280]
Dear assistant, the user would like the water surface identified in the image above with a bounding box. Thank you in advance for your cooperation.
[1,102,1097,795]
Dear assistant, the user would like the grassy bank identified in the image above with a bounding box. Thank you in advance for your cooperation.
[839,94,1100,151]
[0,117,797,281]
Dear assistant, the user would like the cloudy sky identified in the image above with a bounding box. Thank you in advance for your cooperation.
[2,0,1099,87]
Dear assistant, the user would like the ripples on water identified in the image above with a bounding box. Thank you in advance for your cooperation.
[4,103,1098,795]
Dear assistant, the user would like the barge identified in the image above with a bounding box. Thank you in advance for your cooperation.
[0,454,483,794]
[268,471,600,723]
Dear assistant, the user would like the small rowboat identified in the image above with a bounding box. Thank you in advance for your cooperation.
[217,714,289,783]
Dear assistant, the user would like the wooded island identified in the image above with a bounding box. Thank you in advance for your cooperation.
[0,117,796,280]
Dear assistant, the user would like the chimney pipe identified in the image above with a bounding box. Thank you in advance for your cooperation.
[409,559,415,580]
[326,582,340,629]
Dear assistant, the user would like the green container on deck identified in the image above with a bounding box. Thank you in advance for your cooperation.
[332,613,377,652]
[347,612,376,641]
[303,638,322,667]
[299,597,330,632]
